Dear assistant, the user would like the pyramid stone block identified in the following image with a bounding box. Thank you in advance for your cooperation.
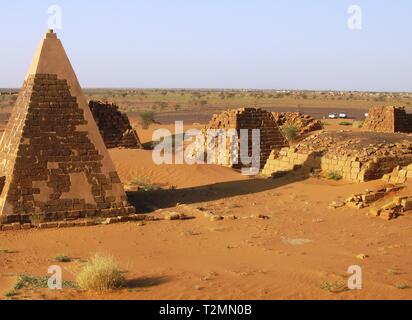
[89,100,143,149]
[363,106,412,133]
[0,30,135,225]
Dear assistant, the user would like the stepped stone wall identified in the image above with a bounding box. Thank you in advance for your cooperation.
[89,101,142,149]
[201,108,288,170]
[262,131,412,182]
[382,164,412,184]
[363,106,412,133]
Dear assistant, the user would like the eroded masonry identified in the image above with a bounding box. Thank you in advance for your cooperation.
[201,108,288,170]
[363,106,412,133]
[89,100,142,149]
[262,131,412,182]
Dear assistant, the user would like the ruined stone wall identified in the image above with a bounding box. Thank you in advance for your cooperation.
[262,148,364,181]
[363,106,412,133]
[383,164,412,184]
[262,132,412,182]
[204,108,288,170]
[89,101,142,149]
[272,112,322,135]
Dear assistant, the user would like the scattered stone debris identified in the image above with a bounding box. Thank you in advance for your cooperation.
[328,201,345,209]
[281,237,313,246]
[272,112,323,136]
[163,212,181,221]
[256,214,270,220]
[363,106,412,133]
[369,196,412,221]
[0,214,161,231]
[344,185,404,209]
[177,204,226,222]
[311,219,325,223]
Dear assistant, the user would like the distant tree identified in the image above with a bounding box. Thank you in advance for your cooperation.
[138,111,156,129]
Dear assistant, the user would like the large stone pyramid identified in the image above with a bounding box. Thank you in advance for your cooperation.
[0,30,135,225]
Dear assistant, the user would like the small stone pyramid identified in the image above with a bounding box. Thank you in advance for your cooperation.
[0,30,135,225]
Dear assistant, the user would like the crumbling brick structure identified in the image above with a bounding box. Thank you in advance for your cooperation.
[89,101,142,149]
[272,112,323,136]
[0,30,135,226]
[201,108,288,170]
[363,106,412,133]
[382,164,412,184]
[262,131,412,182]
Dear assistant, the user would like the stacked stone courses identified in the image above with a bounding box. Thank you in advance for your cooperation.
[89,101,142,149]
[363,106,412,133]
[203,108,288,169]
[0,30,135,226]
[262,131,412,182]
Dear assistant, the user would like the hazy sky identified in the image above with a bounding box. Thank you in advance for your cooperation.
[1,0,411,91]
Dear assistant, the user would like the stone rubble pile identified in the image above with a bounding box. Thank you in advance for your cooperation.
[344,185,404,209]
[272,112,323,135]
[369,196,412,220]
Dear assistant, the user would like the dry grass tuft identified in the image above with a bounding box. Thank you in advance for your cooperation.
[76,253,125,292]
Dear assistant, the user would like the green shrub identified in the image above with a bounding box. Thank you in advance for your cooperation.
[352,121,364,129]
[129,176,162,191]
[14,275,76,290]
[55,254,71,263]
[138,111,155,129]
[326,171,343,181]
[338,121,352,126]
[282,125,299,141]
[320,281,348,293]
[76,253,125,292]
[395,283,410,290]
[3,290,17,298]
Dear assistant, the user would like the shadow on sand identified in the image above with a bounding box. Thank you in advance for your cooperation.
[126,276,170,289]
[127,156,322,213]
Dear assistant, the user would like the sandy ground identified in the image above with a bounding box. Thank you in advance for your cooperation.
[0,122,412,300]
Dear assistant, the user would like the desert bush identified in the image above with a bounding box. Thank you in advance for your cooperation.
[352,121,364,129]
[326,171,343,181]
[138,111,155,129]
[129,176,162,191]
[3,290,17,298]
[55,254,71,263]
[338,121,352,126]
[76,253,125,292]
[282,125,299,141]
[395,283,411,290]
[320,281,348,293]
[14,275,76,290]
